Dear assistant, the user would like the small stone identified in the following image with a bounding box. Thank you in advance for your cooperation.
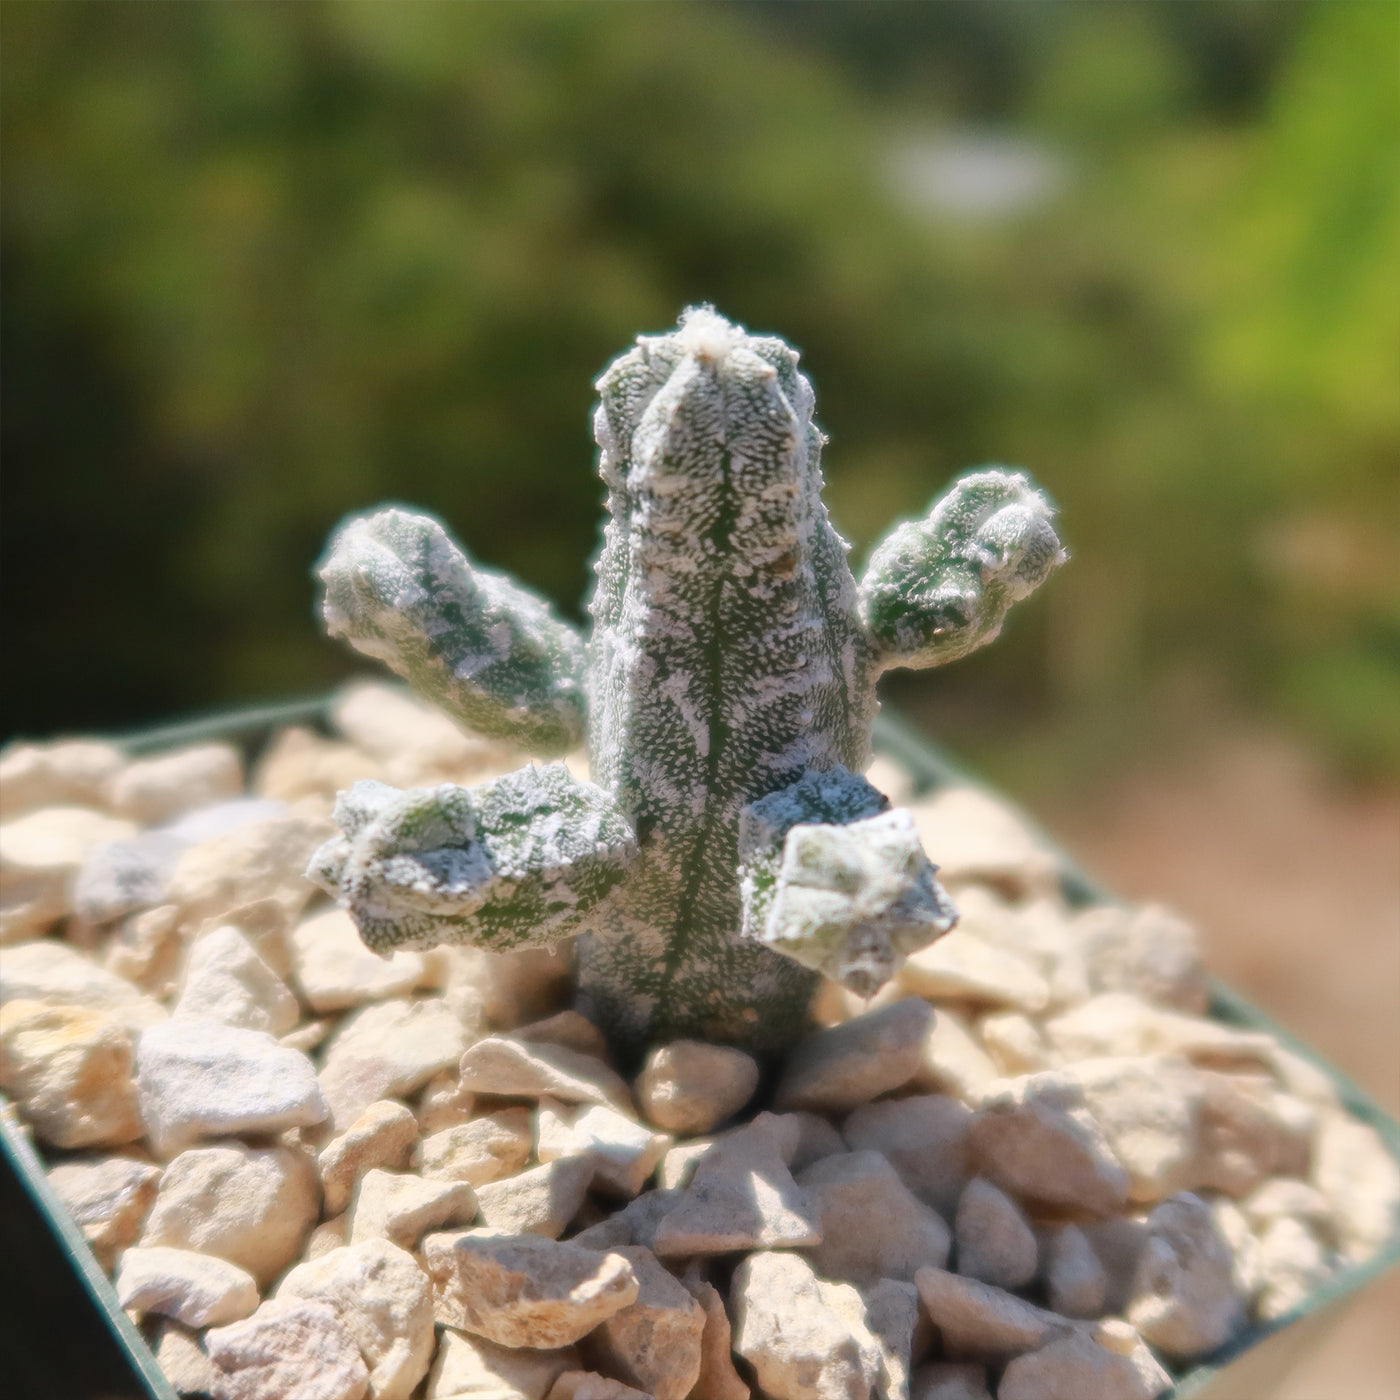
[516,1010,610,1060]
[474,1158,594,1240]
[652,1121,821,1257]
[798,1151,951,1286]
[968,1072,1130,1215]
[137,1015,327,1156]
[104,904,186,997]
[1044,1224,1108,1319]
[74,830,187,925]
[953,1178,1036,1289]
[906,787,1061,900]
[254,727,389,806]
[141,1142,321,1287]
[1127,1191,1246,1361]
[1069,1057,1205,1204]
[572,1188,683,1252]
[1255,1215,1336,1322]
[775,998,933,1114]
[206,1296,370,1400]
[291,908,428,1013]
[657,1139,717,1192]
[153,1319,220,1397]
[430,945,573,1034]
[862,1277,921,1400]
[998,1327,1171,1400]
[589,1246,705,1400]
[1073,903,1208,1013]
[537,1101,670,1198]
[0,939,166,1033]
[842,1095,972,1219]
[422,1230,640,1347]
[457,1036,631,1109]
[1242,1177,1334,1232]
[417,1070,478,1135]
[425,1330,579,1400]
[0,1000,144,1148]
[912,1267,1066,1363]
[0,738,126,817]
[1080,1216,1152,1314]
[174,924,301,1035]
[730,1250,882,1400]
[1211,1196,1265,1301]
[681,1276,751,1400]
[0,806,140,938]
[913,1008,997,1104]
[108,744,243,825]
[349,1169,478,1250]
[46,1154,162,1270]
[977,1013,1047,1078]
[284,1018,334,1054]
[1194,1071,1312,1198]
[319,1101,420,1215]
[897,928,1050,1013]
[909,1364,990,1400]
[308,1215,350,1259]
[421,1110,534,1188]
[636,1041,760,1135]
[117,1245,259,1328]
[320,999,468,1131]
[1311,1109,1400,1264]
[212,894,299,979]
[546,1374,650,1400]
[277,1239,436,1400]
[165,811,333,931]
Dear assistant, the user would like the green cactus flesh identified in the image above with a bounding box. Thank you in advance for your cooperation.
[309,308,1064,1054]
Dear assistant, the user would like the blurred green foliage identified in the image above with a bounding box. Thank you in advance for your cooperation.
[3,1,1397,781]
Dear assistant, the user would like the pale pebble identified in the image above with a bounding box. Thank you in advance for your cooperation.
[174,923,300,1035]
[291,907,428,1013]
[953,1177,1037,1290]
[636,1040,760,1135]
[319,1100,420,1215]
[420,1109,534,1188]
[206,1296,369,1400]
[116,1244,259,1328]
[46,1153,162,1269]
[474,1158,594,1240]
[536,1100,670,1198]
[349,1168,478,1250]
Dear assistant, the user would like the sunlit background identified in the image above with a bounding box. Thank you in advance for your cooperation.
[2,4,1398,1387]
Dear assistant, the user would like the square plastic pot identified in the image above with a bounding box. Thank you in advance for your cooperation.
[3,696,1396,1400]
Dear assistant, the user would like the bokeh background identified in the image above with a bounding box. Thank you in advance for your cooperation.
[2,3,1397,1391]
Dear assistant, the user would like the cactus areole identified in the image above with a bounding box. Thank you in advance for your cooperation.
[310,308,1066,1057]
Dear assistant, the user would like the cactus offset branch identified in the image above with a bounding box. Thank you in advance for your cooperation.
[309,308,1065,1054]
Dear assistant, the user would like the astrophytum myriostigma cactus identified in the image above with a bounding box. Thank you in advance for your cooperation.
[310,307,1065,1055]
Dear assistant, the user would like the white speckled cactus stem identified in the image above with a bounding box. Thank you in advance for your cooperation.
[309,307,1066,1055]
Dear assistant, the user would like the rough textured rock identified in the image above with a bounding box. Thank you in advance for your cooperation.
[109,744,244,825]
[1044,1223,1109,1319]
[651,1121,821,1256]
[797,1150,951,1285]
[277,1239,436,1400]
[842,1095,972,1219]
[0,999,144,1148]
[319,998,468,1131]
[474,1158,594,1240]
[897,927,1050,1013]
[515,1010,610,1060]
[308,1214,351,1259]
[0,939,166,1032]
[909,1364,991,1400]
[775,999,933,1113]
[457,1037,631,1108]
[206,1296,370,1400]
[536,1101,669,1198]
[913,1267,1067,1362]
[862,1277,922,1400]
[349,1168,478,1250]
[1080,1216,1153,1315]
[906,786,1061,900]
[1254,1215,1335,1322]
[417,1071,480,1136]
[681,1275,751,1400]
[730,1250,883,1400]
[320,1100,420,1216]
[104,904,187,998]
[46,1153,162,1269]
[968,1072,1130,1215]
[425,1330,579,1400]
[75,829,187,926]
[977,1013,1047,1078]
[253,726,390,806]
[116,1245,259,1327]
[1073,903,1208,1013]
[588,1246,706,1400]
[422,1230,640,1347]
[292,908,428,1012]
[546,1374,651,1400]
[913,1008,998,1104]
[1311,1110,1400,1264]
[1127,1192,1246,1361]
[572,1188,683,1253]
[998,1327,1171,1400]
[0,738,125,818]
[636,1040,760,1134]
[140,1142,321,1286]
[1192,1071,1312,1198]
[136,1015,327,1156]
[153,1319,221,1397]
[1068,1056,1205,1204]
[173,924,300,1035]
[421,1110,534,1188]
[953,1177,1037,1290]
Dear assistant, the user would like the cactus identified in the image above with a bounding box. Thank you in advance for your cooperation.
[310,307,1065,1055]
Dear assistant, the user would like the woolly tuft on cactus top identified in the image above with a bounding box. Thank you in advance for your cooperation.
[310,307,1066,1056]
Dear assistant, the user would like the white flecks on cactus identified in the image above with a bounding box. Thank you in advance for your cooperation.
[318,508,587,755]
[312,308,1064,1053]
